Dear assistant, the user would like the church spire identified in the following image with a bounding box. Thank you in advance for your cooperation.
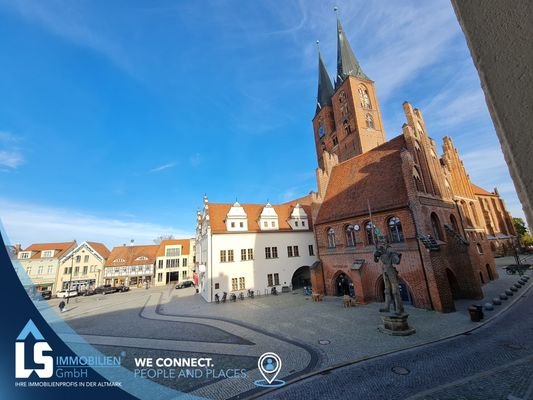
[316,44,334,114]
[336,16,369,87]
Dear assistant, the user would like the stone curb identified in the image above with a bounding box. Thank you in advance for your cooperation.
[245,273,533,400]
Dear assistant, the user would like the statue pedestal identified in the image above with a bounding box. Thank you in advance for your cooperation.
[379,314,416,336]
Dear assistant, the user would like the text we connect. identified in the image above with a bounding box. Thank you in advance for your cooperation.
[134,357,214,368]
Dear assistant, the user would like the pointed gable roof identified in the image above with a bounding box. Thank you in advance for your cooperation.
[316,135,408,224]
[471,183,496,197]
[316,52,335,113]
[336,18,369,87]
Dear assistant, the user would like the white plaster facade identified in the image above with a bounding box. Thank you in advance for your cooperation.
[195,196,318,302]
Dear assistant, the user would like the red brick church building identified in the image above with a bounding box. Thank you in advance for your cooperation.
[308,18,515,313]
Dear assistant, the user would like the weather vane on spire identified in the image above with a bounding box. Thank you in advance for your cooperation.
[316,40,320,52]
[334,6,339,17]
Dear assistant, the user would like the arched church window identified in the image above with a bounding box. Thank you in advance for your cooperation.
[430,213,442,241]
[358,86,372,109]
[388,217,404,243]
[366,114,374,129]
[345,225,356,247]
[364,221,375,245]
[318,118,325,139]
[450,214,459,232]
[343,120,352,135]
[413,167,424,192]
[327,228,336,248]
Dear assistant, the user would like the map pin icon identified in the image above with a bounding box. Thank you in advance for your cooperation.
[258,352,282,384]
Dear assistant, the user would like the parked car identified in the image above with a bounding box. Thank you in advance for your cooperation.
[94,285,118,295]
[56,289,78,298]
[115,285,130,292]
[41,290,52,300]
[175,280,194,289]
[80,288,96,296]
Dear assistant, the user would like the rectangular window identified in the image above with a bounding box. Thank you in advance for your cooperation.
[295,221,299,227]
[231,278,238,291]
[302,221,306,227]
[247,248,253,260]
[294,246,299,257]
[74,266,79,276]
[166,259,171,268]
[215,283,220,289]
[267,274,273,286]
[309,244,314,256]
[231,222,235,228]
[241,249,247,261]
[83,266,88,275]
[274,273,280,286]
[27,267,32,274]
[176,258,180,268]
[228,250,234,262]
[239,222,244,228]
[64,267,69,275]
[265,247,271,259]
[84,255,89,263]
[182,271,187,278]
[239,277,245,290]
[220,250,227,263]
[158,260,163,269]
[47,266,53,274]
[37,266,43,274]
[42,250,53,258]
[90,265,96,273]
[183,258,187,267]
[264,221,268,227]
[157,273,163,282]
[272,247,278,258]
[166,248,181,257]
[20,252,30,259]
[75,255,81,263]
[287,246,293,257]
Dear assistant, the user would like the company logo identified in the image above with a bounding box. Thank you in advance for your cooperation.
[254,352,285,387]
[15,319,53,379]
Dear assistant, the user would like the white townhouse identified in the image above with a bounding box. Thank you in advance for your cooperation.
[195,195,319,302]
[16,241,77,294]
[56,241,110,292]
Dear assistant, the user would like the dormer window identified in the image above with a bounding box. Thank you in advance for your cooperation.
[226,201,248,231]
[19,252,30,259]
[135,256,148,261]
[259,203,279,231]
[113,258,126,263]
[42,250,53,258]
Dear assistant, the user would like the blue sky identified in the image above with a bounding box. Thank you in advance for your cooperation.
[0,0,524,248]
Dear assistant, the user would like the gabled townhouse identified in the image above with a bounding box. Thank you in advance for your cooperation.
[195,196,319,302]
[104,244,159,288]
[56,241,111,292]
[16,241,77,294]
[154,239,196,286]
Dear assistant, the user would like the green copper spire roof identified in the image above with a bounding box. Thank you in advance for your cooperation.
[316,51,334,114]
[336,18,369,87]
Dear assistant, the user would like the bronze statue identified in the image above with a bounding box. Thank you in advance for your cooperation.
[374,243,404,315]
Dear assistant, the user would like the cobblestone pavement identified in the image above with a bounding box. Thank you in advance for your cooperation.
[256,280,533,400]
[46,257,532,399]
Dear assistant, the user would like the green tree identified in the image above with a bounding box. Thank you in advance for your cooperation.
[513,217,528,237]
[521,233,533,247]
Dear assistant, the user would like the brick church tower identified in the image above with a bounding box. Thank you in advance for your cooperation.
[312,18,386,170]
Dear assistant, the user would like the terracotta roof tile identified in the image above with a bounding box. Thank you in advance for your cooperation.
[316,135,408,224]
[207,195,314,234]
[86,242,111,259]
[104,245,159,267]
[471,183,495,196]
[156,239,192,257]
[24,241,76,259]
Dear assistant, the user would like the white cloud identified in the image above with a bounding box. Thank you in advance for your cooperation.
[0,198,193,248]
[149,162,176,173]
[0,150,24,169]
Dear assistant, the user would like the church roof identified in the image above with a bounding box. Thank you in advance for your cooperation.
[316,135,408,224]
[206,196,314,234]
[316,52,334,113]
[336,18,369,87]
[471,183,496,196]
